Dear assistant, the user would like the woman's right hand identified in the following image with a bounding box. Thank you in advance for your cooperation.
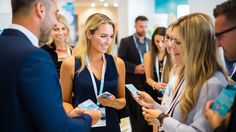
[132,90,156,109]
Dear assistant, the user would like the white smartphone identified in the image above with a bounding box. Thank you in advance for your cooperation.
[125,84,141,97]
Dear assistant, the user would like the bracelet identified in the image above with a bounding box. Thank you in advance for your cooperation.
[112,99,118,108]
[157,113,168,126]
[152,81,156,90]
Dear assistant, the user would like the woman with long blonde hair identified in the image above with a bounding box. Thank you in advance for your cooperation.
[60,13,126,132]
[133,13,228,132]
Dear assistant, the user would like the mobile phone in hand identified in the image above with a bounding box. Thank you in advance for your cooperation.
[98,91,114,99]
[125,84,141,97]
[211,84,236,116]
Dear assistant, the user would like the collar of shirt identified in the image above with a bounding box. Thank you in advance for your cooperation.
[134,33,147,44]
[9,24,39,47]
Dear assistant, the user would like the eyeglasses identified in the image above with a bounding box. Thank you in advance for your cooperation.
[215,25,236,38]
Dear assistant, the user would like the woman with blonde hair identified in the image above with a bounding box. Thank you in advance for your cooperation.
[133,13,228,131]
[41,14,72,76]
[60,13,126,132]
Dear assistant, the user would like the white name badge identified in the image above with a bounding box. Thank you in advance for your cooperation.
[92,108,106,127]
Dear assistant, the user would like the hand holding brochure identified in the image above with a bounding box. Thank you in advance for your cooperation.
[125,84,141,97]
[78,99,99,110]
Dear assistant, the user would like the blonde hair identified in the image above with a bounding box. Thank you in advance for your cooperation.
[72,13,115,73]
[173,13,226,121]
[46,14,72,46]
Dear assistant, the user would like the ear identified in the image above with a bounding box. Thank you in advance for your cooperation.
[86,30,92,40]
[35,2,46,20]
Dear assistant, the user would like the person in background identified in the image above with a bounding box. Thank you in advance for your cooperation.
[205,0,236,131]
[133,13,227,132]
[118,15,151,132]
[144,26,172,132]
[0,0,101,132]
[60,13,126,132]
[41,14,72,77]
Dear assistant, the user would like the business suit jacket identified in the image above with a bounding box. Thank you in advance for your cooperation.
[0,29,92,132]
[118,35,150,89]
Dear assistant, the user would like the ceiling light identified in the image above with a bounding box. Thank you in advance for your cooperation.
[91,3,96,7]
[113,2,118,7]
[104,3,109,7]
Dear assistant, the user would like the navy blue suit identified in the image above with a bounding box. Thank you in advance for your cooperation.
[0,29,92,132]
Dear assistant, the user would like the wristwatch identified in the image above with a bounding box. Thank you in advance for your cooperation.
[154,113,168,127]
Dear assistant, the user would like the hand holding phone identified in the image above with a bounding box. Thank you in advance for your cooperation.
[211,84,236,116]
[125,84,141,97]
[98,91,114,99]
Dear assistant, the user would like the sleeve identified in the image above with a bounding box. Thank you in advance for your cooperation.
[19,49,92,132]
[153,102,168,112]
[118,38,136,73]
[161,73,227,132]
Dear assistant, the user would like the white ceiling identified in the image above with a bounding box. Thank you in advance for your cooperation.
[61,0,118,7]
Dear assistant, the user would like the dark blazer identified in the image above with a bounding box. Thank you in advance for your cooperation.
[0,29,92,132]
[118,35,149,89]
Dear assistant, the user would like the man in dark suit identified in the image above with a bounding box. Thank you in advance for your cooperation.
[0,0,101,132]
[204,0,236,132]
[118,16,151,132]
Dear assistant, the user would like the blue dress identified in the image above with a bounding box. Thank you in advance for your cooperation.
[73,54,120,132]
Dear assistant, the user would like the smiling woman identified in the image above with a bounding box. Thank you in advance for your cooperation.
[60,13,126,132]
[41,14,72,77]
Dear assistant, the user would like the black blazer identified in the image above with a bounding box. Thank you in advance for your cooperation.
[0,29,92,132]
[118,35,150,89]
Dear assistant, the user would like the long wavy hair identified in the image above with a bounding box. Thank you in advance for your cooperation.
[173,13,226,121]
[149,27,172,83]
[72,13,115,73]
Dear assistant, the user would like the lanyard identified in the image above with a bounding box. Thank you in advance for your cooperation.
[155,56,167,83]
[231,66,236,78]
[85,54,106,105]
[133,35,149,64]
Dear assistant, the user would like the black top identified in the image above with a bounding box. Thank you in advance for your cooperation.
[41,42,62,77]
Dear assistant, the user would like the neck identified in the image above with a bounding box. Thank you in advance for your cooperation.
[157,51,166,60]
[87,49,104,62]
[135,33,145,41]
[12,17,40,39]
[55,41,67,49]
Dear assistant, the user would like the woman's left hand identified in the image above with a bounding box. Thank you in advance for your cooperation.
[142,107,162,125]
[97,95,116,107]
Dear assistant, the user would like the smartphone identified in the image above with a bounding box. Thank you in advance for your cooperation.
[98,91,114,99]
[125,84,141,97]
[211,84,236,116]
[78,99,99,110]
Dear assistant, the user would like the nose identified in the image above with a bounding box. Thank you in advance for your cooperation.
[215,39,221,47]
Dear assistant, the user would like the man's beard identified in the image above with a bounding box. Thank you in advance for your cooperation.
[136,31,146,37]
[39,28,51,44]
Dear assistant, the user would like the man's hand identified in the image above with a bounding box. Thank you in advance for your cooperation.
[135,64,145,74]
[84,109,102,126]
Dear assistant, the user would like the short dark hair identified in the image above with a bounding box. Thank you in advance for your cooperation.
[213,0,236,21]
[11,0,51,16]
[135,16,148,23]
